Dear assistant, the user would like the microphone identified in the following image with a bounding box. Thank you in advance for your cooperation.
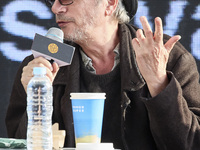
[45,27,63,43]
[31,27,75,67]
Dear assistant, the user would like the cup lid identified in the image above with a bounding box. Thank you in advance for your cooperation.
[76,143,114,150]
[70,93,106,99]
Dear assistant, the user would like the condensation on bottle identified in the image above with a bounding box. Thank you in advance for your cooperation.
[27,67,53,150]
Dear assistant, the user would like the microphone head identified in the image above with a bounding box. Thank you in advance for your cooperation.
[45,27,64,43]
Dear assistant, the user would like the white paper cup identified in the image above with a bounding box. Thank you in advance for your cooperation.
[70,93,106,144]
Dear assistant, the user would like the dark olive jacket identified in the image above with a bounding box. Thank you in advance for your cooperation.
[6,23,200,150]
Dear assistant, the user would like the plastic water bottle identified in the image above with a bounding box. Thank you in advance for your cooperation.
[27,67,53,150]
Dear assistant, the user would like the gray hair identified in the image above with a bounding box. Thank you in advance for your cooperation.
[113,0,130,23]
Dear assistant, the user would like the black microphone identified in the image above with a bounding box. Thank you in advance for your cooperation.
[31,27,75,67]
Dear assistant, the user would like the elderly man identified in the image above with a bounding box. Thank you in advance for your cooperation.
[6,0,200,149]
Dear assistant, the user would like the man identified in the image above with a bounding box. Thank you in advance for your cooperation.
[6,0,200,149]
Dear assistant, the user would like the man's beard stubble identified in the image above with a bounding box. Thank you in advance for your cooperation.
[56,13,97,45]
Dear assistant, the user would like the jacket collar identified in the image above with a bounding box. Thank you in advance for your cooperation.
[53,23,145,92]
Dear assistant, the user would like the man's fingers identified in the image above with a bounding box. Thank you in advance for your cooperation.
[51,62,59,82]
[52,62,59,74]
[46,70,54,82]
[30,57,53,71]
[140,16,153,33]
[136,29,145,41]
[154,17,163,43]
[165,35,181,53]
[132,38,140,50]
[21,57,59,92]
[140,16,153,42]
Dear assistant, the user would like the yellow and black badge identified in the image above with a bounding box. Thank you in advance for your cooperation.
[48,43,58,53]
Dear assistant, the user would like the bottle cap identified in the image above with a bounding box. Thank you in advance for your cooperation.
[33,67,46,75]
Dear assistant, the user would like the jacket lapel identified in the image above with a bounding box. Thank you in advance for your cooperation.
[119,24,145,92]
[53,46,81,147]
[119,24,146,119]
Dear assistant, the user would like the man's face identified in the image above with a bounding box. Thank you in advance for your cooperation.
[52,0,104,43]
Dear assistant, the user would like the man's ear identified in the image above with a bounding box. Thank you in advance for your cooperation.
[105,0,118,16]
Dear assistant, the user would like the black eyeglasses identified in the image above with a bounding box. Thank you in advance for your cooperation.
[45,0,74,7]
